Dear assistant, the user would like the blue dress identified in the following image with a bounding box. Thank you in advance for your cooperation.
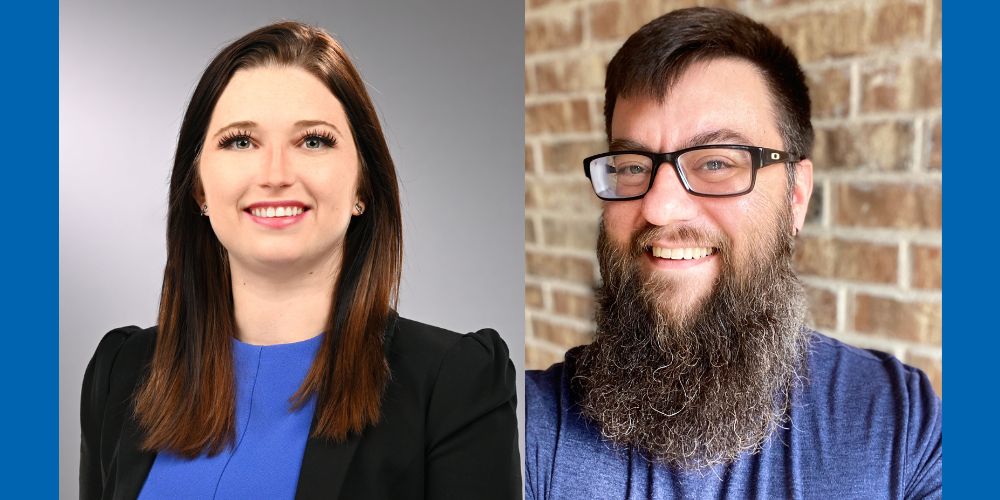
[139,334,322,500]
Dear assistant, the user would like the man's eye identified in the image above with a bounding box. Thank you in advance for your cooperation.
[700,159,732,171]
[617,164,648,175]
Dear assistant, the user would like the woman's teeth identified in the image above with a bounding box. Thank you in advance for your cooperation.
[250,206,304,218]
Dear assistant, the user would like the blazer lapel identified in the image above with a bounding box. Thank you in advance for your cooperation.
[294,313,398,499]
[295,429,363,500]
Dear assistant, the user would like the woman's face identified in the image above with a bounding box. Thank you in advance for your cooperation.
[198,65,361,276]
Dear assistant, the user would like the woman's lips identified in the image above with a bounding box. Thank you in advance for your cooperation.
[244,206,309,228]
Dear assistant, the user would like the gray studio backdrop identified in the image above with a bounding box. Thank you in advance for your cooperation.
[59,0,524,497]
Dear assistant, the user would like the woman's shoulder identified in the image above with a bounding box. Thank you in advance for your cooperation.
[390,316,511,365]
[389,316,517,441]
[88,325,157,370]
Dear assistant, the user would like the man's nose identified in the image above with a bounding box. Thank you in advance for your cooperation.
[640,164,701,226]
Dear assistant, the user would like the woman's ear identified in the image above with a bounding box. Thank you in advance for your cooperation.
[192,174,207,214]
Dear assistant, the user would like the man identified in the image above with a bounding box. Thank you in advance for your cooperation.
[525,7,942,499]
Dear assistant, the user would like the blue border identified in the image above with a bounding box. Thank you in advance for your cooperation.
[0,0,59,496]
[943,1,988,496]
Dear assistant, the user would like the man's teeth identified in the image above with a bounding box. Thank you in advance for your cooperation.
[651,246,715,260]
[251,206,304,218]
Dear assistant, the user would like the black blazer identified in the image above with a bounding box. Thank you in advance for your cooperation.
[80,315,522,499]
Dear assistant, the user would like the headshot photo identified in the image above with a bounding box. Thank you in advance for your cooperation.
[61,1,523,499]
[524,1,941,498]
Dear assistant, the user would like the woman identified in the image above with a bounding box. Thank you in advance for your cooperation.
[80,22,520,500]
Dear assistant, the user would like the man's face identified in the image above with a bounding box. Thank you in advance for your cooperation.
[604,57,812,323]
[573,57,815,469]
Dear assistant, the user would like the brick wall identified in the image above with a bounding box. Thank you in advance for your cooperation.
[524,0,943,395]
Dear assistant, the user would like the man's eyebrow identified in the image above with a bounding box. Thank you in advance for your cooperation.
[682,129,754,149]
[609,138,651,151]
[609,129,755,154]
[212,120,257,139]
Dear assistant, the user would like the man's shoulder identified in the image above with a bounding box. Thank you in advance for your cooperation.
[804,330,936,398]
[526,346,586,413]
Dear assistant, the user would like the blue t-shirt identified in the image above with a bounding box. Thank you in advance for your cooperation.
[526,332,942,499]
[139,334,322,499]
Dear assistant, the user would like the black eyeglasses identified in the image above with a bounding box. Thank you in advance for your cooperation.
[583,144,802,200]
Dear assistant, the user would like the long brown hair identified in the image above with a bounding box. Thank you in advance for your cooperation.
[133,21,402,457]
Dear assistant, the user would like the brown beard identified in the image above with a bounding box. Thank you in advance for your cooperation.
[572,205,809,470]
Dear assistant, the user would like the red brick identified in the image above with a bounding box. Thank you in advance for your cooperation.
[538,178,604,214]
[542,216,599,251]
[526,177,541,210]
[868,0,926,48]
[804,285,837,330]
[861,57,942,112]
[835,182,941,229]
[794,236,898,284]
[853,294,941,344]
[526,344,566,370]
[929,119,941,171]
[804,183,823,225]
[768,8,866,63]
[525,99,592,135]
[535,55,606,94]
[526,283,545,309]
[911,244,941,290]
[552,289,595,320]
[532,318,594,347]
[808,66,851,119]
[905,351,942,396]
[541,139,607,174]
[526,10,583,54]
[931,0,941,43]
[589,0,663,41]
[526,251,597,283]
[812,121,914,171]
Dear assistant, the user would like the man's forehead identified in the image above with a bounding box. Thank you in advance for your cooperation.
[609,58,780,151]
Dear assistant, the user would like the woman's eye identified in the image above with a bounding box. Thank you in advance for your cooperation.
[218,132,255,150]
[301,133,336,150]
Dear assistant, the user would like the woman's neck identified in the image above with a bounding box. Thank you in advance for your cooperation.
[229,259,338,346]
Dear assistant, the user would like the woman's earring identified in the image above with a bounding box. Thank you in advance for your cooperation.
[200,204,209,216]
[354,202,365,216]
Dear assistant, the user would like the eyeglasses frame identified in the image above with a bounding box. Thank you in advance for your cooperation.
[582,144,803,200]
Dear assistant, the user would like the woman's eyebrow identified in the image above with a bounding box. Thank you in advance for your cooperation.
[211,120,257,139]
[294,120,344,137]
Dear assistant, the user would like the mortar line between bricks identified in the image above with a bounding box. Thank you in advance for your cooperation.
[800,227,941,244]
[799,276,941,301]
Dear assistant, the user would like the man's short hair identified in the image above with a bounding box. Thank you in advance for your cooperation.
[604,7,814,162]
